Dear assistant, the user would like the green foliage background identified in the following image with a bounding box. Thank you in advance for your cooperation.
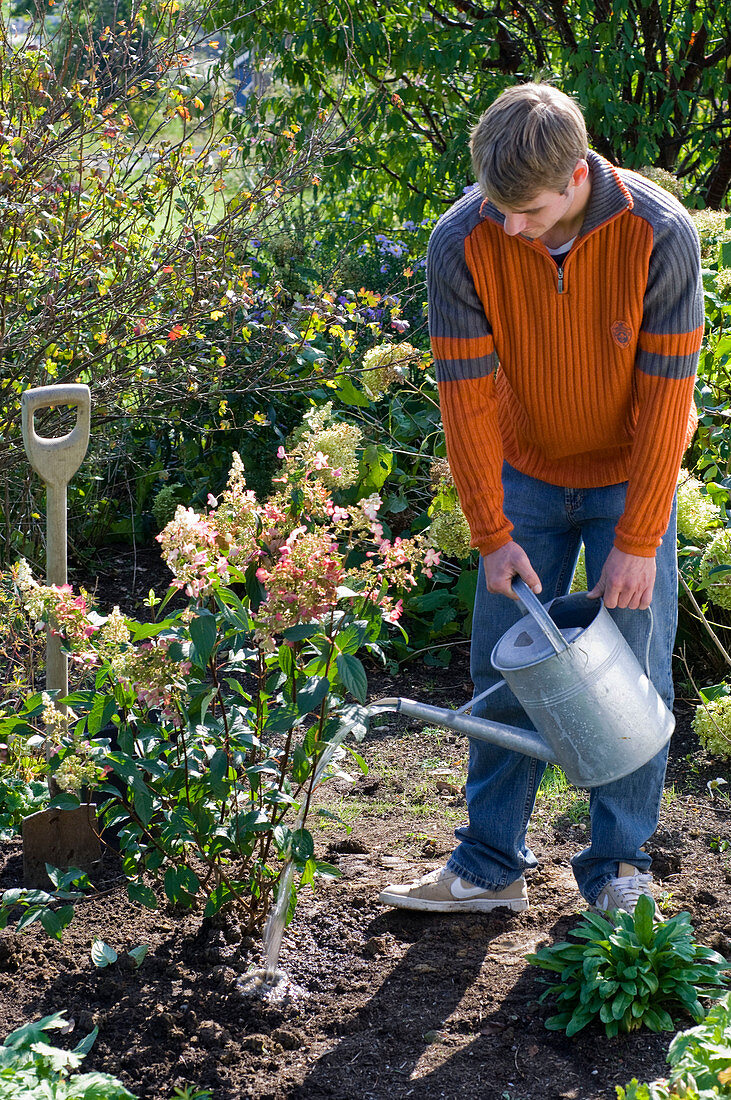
[219,0,731,226]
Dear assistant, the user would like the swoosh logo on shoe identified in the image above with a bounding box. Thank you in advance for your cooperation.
[450,879,488,899]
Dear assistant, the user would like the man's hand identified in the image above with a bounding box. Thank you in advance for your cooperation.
[482,540,542,599]
[588,547,656,610]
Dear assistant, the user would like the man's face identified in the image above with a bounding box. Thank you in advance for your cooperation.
[493,187,575,241]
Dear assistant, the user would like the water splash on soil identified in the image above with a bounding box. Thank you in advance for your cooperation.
[238,723,354,1000]
[236,967,310,1003]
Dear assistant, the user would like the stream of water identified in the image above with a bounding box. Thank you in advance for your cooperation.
[238,724,353,1000]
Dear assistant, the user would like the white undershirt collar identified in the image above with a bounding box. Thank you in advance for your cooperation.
[545,236,577,256]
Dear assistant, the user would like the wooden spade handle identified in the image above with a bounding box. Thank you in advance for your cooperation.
[21,384,91,488]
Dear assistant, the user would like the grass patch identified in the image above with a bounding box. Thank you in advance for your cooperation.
[534,764,590,825]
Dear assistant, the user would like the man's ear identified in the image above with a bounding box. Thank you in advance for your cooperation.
[570,159,589,188]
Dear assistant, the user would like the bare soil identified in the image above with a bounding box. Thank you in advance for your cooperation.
[1,546,730,1100]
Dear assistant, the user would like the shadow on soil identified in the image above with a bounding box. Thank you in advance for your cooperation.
[288,907,663,1100]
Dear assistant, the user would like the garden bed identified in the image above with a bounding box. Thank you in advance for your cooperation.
[1,560,730,1100]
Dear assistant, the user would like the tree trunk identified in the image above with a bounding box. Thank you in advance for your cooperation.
[705,137,731,209]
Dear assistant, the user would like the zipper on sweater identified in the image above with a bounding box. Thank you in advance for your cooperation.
[557,266,564,294]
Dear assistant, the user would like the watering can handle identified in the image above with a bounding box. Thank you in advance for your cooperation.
[511,577,569,654]
[512,577,655,678]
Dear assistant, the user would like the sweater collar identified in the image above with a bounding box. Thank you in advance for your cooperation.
[478,150,633,239]
[579,150,634,237]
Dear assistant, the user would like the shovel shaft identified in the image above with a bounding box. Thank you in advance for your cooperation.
[46,482,68,588]
[45,481,69,707]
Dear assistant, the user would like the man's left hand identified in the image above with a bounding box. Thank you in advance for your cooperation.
[587,547,656,610]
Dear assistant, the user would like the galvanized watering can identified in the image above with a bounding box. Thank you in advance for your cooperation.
[370,579,674,788]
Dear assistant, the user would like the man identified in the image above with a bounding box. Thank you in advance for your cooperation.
[379,83,703,916]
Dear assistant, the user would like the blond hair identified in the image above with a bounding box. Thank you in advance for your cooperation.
[470,83,588,207]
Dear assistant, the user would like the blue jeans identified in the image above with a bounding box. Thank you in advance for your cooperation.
[447,463,677,904]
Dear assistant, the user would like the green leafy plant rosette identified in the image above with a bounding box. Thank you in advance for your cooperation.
[666,989,731,1095]
[616,990,731,1098]
[0,1011,137,1099]
[527,896,728,1038]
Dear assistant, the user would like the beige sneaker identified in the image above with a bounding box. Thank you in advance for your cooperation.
[593,862,654,916]
[378,866,528,913]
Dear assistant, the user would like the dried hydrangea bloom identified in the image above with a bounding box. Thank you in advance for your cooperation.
[429,457,455,492]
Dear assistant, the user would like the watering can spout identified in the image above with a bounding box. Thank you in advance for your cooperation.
[368,697,558,766]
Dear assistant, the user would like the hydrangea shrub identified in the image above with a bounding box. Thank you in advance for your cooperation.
[3,441,439,935]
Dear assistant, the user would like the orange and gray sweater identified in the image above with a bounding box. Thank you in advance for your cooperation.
[427,151,704,559]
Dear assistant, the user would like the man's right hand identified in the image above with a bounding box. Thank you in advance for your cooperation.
[482,540,542,599]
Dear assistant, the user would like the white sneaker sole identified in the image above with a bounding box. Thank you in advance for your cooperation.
[377,890,529,913]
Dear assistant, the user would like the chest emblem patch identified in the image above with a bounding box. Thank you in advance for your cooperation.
[611,320,633,347]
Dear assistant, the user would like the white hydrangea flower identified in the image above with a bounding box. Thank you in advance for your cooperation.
[289,403,363,489]
[691,209,731,262]
[699,528,731,609]
[693,694,731,760]
[361,342,419,399]
[12,558,37,593]
[100,606,130,646]
[677,472,722,544]
[636,165,684,200]
[428,507,472,559]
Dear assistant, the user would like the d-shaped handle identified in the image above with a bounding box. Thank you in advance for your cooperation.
[511,577,568,655]
[21,385,91,487]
